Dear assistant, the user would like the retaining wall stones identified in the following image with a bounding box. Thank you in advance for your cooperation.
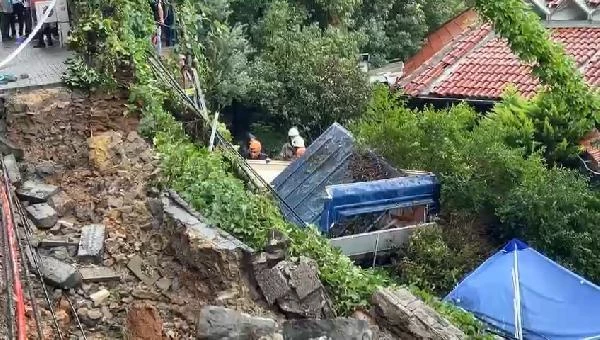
[160,191,254,295]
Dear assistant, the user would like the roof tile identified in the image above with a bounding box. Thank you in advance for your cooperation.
[403,26,600,99]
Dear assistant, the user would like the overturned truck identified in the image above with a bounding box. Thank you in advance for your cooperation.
[253,123,440,264]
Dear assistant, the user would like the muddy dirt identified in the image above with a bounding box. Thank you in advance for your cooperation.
[4,87,268,339]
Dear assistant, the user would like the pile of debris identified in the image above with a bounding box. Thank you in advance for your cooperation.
[1,88,468,339]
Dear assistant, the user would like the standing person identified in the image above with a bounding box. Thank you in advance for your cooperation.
[149,0,163,54]
[163,0,175,47]
[0,0,13,41]
[32,0,52,47]
[279,127,302,160]
[11,0,24,39]
[22,0,30,37]
[291,136,306,159]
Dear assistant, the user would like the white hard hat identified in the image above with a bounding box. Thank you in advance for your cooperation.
[291,136,305,148]
[288,127,300,138]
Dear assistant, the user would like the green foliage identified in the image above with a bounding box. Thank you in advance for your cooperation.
[353,0,467,66]
[396,225,466,295]
[354,85,600,287]
[250,0,370,137]
[62,56,107,89]
[473,0,600,163]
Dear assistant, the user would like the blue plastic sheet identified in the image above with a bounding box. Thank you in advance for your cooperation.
[445,239,600,340]
[319,175,440,233]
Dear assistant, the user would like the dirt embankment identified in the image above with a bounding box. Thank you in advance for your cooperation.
[4,88,268,339]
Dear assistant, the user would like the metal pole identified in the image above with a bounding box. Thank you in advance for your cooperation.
[208,111,220,152]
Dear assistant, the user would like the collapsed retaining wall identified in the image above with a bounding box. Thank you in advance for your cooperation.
[156,190,467,339]
[158,190,255,296]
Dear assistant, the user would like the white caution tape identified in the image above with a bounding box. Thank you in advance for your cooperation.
[0,0,57,70]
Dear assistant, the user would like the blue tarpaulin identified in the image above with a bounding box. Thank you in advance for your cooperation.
[319,175,440,233]
[445,239,600,340]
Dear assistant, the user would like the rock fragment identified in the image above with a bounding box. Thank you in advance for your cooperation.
[26,203,58,229]
[79,266,121,283]
[48,191,75,217]
[17,180,58,203]
[0,136,24,160]
[3,154,21,185]
[127,255,159,286]
[77,224,106,263]
[90,289,110,306]
[196,306,279,340]
[370,287,466,340]
[283,319,373,340]
[39,255,82,289]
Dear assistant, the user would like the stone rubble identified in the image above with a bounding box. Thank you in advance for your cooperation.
[77,224,106,263]
[17,180,59,203]
[26,203,58,229]
[38,255,82,289]
[252,232,334,319]
[2,88,456,339]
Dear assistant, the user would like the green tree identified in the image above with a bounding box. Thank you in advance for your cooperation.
[178,0,253,111]
[250,1,370,137]
[353,0,466,66]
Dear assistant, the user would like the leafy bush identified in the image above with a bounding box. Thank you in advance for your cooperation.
[354,85,600,286]
[62,56,107,89]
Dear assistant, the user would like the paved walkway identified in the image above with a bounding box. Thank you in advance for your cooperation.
[0,41,71,92]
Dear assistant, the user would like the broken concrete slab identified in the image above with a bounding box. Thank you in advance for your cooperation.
[17,180,59,203]
[48,191,75,217]
[127,255,159,286]
[79,266,121,283]
[0,136,24,160]
[26,203,58,229]
[38,236,80,248]
[254,255,334,319]
[3,154,21,185]
[196,306,279,340]
[161,192,254,294]
[283,319,373,340]
[77,224,106,263]
[254,265,290,305]
[370,287,465,340]
[39,255,82,289]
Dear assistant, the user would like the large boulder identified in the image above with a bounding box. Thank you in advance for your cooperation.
[17,181,59,203]
[26,203,58,229]
[39,255,82,289]
[283,319,373,340]
[253,241,334,319]
[370,287,466,340]
[196,306,279,340]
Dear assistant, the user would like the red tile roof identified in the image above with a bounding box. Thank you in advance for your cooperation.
[403,9,479,75]
[399,25,600,99]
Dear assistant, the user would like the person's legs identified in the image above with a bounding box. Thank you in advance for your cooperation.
[23,7,30,36]
[8,11,15,38]
[14,3,24,36]
[45,23,52,45]
[0,12,10,40]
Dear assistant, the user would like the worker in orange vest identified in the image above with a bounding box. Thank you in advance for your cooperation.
[245,133,267,160]
[291,136,306,159]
